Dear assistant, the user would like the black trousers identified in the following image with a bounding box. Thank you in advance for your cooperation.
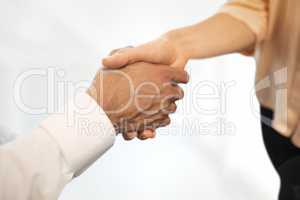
[261,106,300,200]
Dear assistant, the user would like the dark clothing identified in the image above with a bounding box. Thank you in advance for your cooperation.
[261,106,300,200]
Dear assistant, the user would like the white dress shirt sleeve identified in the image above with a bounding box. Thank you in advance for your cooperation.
[0,92,116,200]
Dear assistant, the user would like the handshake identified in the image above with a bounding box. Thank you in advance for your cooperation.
[87,37,190,140]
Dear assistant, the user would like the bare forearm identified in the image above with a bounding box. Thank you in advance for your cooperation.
[165,13,256,60]
[102,13,257,69]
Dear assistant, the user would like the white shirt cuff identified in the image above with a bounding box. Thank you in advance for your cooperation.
[39,92,116,176]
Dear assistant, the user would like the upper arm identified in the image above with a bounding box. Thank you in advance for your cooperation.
[219,0,268,43]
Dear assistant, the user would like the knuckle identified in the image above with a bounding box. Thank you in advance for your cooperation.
[137,133,148,140]
[179,70,189,83]
[163,103,177,114]
[171,103,177,113]
[183,71,189,82]
[165,86,184,101]
[163,85,175,95]
[165,117,171,125]
[122,133,135,141]
[178,87,184,99]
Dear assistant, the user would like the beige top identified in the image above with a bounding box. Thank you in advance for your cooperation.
[219,0,300,146]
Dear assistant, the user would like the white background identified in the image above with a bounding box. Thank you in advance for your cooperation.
[0,0,279,199]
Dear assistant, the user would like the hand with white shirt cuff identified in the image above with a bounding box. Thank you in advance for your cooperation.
[0,59,189,200]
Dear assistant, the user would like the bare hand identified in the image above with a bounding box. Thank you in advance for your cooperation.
[102,36,188,70]
[87,62,189,140]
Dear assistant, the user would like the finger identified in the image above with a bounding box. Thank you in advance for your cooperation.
[137,116,171,140]
[133,111,164,125]
[102,47,143,69]
[136,115,171,140]
[169,68,189,84]
[159,86,184,110]
[109,46,134,56]
[172,86,184,101]
[133,114,165,133]
[155,116,171,128]
[146,116,171,130]
[163,85,184,101]
[122,131,137,140]
[150,131,156,138]
[162,103,177,114]
[137,130,156,140]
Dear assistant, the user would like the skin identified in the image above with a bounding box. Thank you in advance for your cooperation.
[102,13,256,139]
[87,62,189,140]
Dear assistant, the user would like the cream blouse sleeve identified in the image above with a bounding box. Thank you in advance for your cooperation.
[219,0,268,44]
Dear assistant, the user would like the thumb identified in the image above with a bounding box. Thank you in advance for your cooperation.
[102,47,142,69]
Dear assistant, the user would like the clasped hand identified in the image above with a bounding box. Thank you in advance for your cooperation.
[88,37,189,140]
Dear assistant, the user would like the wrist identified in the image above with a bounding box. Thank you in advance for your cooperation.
[86,85,120,130]
[163,30,190,61]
